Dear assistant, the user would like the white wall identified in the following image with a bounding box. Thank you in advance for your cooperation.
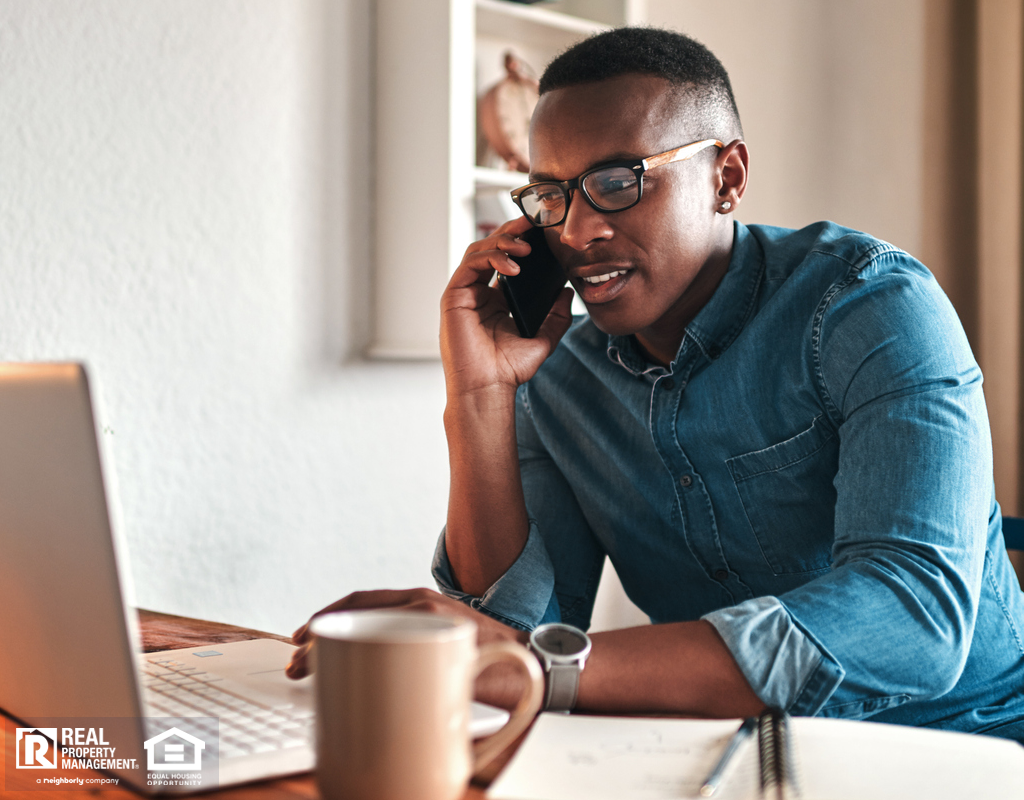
[0,0,448,635]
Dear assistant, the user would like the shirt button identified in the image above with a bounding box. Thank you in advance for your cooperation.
[714,569,729,582]
[679,474,693,488]
[708,345,722,360]
[662,378,675,391]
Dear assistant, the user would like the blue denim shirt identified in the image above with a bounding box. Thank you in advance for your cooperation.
[433,221,1024,738]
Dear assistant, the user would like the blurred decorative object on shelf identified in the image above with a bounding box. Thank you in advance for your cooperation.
[479,51,540,174]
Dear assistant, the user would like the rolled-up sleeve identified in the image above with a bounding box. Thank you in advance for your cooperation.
[431,521,559,630]
[704,597,845,715]
[431,381,607,631]
[705,257,992,718]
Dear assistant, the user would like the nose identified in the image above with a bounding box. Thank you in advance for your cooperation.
[557,188,615,251]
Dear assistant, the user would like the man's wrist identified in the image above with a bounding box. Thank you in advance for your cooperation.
[444,385,518,417]
[443,389,519,438]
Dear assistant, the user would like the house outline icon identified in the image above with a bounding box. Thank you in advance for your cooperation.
[143,727,206,771]
[15,728,58,769]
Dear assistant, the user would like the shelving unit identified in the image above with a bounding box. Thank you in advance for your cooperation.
[476,0,609,44]
[369,0,643,360]
[474,165,529,190]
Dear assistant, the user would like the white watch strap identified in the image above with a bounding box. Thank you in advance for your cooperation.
[545,662,581,712]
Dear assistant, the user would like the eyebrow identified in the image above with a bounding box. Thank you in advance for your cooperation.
[529,151,643,182]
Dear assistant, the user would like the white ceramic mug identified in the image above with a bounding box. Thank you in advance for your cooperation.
[310,609,543,800]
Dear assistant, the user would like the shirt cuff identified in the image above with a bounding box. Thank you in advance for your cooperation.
[431,521,558,631]
[703,596,846,715]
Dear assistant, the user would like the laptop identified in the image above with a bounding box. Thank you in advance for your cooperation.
[0,363,508,792]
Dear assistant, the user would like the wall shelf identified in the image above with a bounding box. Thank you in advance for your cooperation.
[475,165,529,190]
[477,0,609,43]
[369,0,642,360]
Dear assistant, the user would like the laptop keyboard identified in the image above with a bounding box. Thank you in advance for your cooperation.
[141,656,313,759]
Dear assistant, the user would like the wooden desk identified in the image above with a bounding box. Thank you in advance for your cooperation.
[2,610,490,799]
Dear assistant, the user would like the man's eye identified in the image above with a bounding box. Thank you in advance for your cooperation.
[589,169,637,197]
[534,188,562,202]
[599,177,636,193]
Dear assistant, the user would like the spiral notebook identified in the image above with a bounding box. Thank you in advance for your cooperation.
[487,710,1024,800]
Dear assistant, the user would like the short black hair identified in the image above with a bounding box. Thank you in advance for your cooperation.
[539,27,742,139]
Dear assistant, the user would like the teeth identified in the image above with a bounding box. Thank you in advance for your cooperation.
[582,270,627,284]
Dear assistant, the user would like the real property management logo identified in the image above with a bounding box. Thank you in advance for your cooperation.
[15,728,58,769]
[15,726,139,771]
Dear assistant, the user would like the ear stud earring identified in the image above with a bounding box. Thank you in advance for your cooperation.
[720,201,732,212]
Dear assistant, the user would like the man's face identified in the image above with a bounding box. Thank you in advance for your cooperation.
[528,74,729,339]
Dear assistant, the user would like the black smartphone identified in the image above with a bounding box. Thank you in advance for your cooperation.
[498,225,568,338]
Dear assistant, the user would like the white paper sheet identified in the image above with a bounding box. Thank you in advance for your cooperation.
[487,713,1024,800]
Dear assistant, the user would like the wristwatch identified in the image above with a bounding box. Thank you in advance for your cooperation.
[528,623,592,712]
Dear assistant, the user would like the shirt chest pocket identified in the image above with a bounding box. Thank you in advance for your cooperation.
[726,415,839,575]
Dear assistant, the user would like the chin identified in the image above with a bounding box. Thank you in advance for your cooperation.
[583,306,645,338]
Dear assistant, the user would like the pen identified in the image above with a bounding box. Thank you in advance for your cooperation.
[699,717,757,797]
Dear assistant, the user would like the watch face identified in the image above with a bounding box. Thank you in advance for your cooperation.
[536,626,588,656]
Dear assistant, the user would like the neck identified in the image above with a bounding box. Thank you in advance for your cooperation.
[634,235,734,368]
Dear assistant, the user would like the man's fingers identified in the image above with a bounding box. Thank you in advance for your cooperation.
[463,215,532,257]
[286,588,523,681]
[448,248,523,293]
[442,281,510,323]
[453,218,535,290]
[466,230,531,260]
[534,287,576,349]
[289,592,430,679]
[285,641,312,679]
[330,588,431,609]
[292,588,443,644]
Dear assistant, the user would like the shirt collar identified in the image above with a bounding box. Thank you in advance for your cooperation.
[606,221,764,376]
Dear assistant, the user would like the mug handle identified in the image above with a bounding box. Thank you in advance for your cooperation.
[470,640,544,777]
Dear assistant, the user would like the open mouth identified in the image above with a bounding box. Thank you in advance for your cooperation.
[574,268,633,303]
[580,269,629,285]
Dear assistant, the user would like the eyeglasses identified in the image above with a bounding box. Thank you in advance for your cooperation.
[510,139,724,228]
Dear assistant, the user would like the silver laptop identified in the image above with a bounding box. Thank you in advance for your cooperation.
[0,363,506,793]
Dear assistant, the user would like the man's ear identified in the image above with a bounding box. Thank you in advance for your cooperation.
[714,139,749,213]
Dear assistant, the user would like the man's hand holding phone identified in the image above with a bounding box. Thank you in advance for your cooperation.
[438,215,573,598]
[440,215,573,402]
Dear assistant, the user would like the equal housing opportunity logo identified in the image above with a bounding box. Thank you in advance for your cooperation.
[144,727,205,771]
[143,723,213,789]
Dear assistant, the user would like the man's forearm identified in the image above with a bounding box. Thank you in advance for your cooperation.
[444,388,531,598]
[578,621,766,717]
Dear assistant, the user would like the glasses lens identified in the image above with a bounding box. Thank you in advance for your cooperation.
[518,184,567,227]
[582,167,639,210]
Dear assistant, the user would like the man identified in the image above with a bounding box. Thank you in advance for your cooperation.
[290,28,1024,737]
